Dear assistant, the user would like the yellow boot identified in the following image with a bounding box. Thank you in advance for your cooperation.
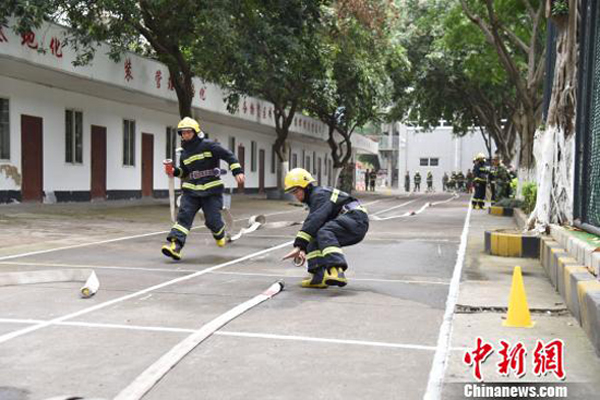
[301,267,327,289]
[325,266,348,287]
[161,239,182,261]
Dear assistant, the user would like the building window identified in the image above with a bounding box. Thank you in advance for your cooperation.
[420,158,429,166]
[123,119,136,166]
[229,136,236,152]
[251,140,257,172]
[166,126,178,162]
[306,156,311,172]
[292,153,298,168]
[271,145,276,174]
[65,109,83,164]
[430,158,439,166]
[0,98,9,160]
[302,149,306,168]
[313,151,316,173]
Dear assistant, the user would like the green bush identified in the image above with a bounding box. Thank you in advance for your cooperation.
[494,198,524,209]
[521,182,537,213]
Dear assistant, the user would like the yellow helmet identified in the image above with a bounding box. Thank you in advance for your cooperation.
[177,117,200,134]
[473,153,485,161]
[284,168,316,192]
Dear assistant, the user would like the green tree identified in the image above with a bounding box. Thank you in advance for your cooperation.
[1,0,234,118]
[306,1,401,189]
[215,1,329,190]
[459,0,546,171]
[528,0,580,227]
[389,0,521,164]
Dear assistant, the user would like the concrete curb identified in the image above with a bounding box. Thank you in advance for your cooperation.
[488,206,514,217]
[539,235,600,354]
[484,230,539,258]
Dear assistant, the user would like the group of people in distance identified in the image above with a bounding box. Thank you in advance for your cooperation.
[403,154,516,208]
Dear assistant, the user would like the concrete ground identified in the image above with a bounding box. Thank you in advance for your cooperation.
[0,191,598,400]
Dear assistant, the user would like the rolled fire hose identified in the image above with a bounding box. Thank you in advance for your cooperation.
[0,269,100,298]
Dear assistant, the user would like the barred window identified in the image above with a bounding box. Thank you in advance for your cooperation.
[271,145,276,174]
[65,109,83,164]
[0,98,9,160]
[166,126,178,162]
[430,158,439,166]
[229,136,236,152]
[123,119,136,166]
[420,158,429,166]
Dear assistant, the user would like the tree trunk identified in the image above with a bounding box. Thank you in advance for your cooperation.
[527,2,579,228]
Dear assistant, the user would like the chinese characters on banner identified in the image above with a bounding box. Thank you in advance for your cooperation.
[155,70,162,88]
[124,58,133,81]
[49,37,63,58]
[21,31,38,49]
[464,337,565,381]
[0,27,8,43]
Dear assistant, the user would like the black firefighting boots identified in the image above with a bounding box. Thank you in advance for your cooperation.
[301,266,348,288]
[301,267,327,289]
[325,266,347,287]
[161,239,182,261]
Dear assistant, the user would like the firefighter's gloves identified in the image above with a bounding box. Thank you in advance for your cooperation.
[163,159,175,177]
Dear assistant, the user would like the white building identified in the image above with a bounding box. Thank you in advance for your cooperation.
[378,122,495,191]
[0,21,377,203]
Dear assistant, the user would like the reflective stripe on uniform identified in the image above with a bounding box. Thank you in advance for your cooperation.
[296,231,312,242]
[230,163,241,170]
[322,246,343,256]
[306,250,323,260]
[173,223,189,235]
[330,189,340,203]
[182,180,224,191]
[213,226,225,236]
[183,152,213,165]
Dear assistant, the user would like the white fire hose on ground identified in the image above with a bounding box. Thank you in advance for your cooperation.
[0,269,100,298]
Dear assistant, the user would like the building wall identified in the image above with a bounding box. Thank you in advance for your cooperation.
[380,123,495,191]
[0,21,372,202]
[0,75,338,201]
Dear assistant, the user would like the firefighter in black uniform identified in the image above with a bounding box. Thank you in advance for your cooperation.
[162,117,245,260]
[282,168,369,288]
[414,171,422,192]
[472,153,488,209]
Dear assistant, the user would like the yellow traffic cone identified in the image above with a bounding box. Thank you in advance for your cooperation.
[502,266,535,328]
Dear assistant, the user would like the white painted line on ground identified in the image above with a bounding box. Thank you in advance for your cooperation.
[0,261,198,274]
[371,194,461,221]
[0,262,451,285]
[215,331,437,351]
[0,208,303,262]
[372,199,418,216]
[114,281,285,400]
[0,240,293,345]
[0,317,444,351]
[210,270,450,285]
[424,200,473,400]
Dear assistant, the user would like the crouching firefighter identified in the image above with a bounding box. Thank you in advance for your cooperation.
[162,117,245,260]
[282,168,369,288]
